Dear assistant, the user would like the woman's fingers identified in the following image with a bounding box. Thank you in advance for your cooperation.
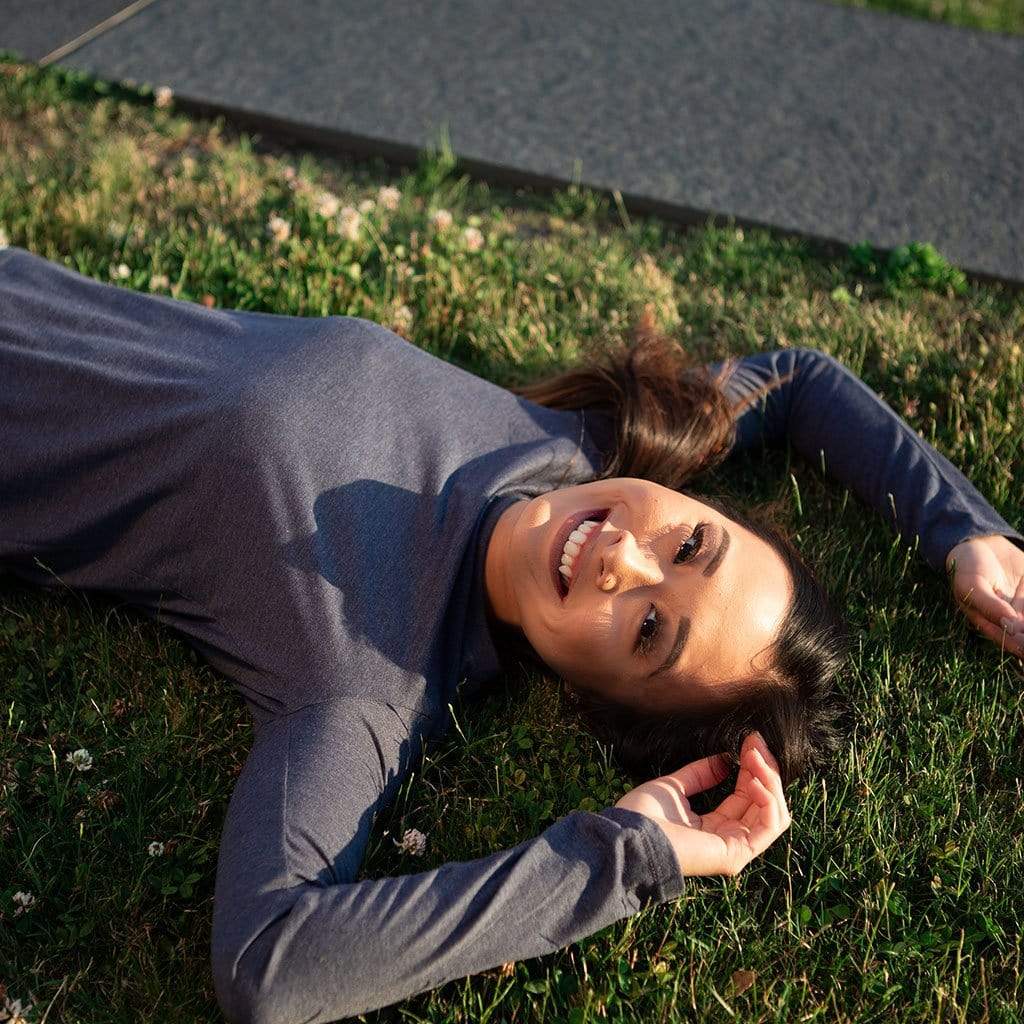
[667,751,731,795]
[741,730,776,769]
[746,775,774,815]
[744,777,786,855]
[995,587,1024,620]
[739,734,791,831]
[742,734,787,801]
[965,606,1024,658]
[751,751,791,830]
[713,735,789,827]
[741,776,772,827]
[995,573,1024,613]
[956,575,1020,629]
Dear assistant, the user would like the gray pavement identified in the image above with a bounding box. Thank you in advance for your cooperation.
[2,0,1022,284]
[0,0,135,62]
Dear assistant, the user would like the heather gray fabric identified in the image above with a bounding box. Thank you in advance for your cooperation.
[2,246,1020,1024]
[714,349,1024,574]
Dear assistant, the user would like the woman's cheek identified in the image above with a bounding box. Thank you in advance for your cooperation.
[561,607,618,680]
[523,600,619,683]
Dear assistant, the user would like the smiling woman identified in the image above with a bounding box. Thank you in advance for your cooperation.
[499,324,851,785]
[485,482,798,709]
[3,247,1021,1024]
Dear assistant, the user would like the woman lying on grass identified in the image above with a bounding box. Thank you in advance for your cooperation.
[2,244,1022,1024]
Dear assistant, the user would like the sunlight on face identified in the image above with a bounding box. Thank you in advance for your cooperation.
[483,477,793,714]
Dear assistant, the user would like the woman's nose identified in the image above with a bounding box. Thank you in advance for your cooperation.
[597,530,661,591]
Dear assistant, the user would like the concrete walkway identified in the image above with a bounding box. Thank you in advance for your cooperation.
[4,0,1022,285]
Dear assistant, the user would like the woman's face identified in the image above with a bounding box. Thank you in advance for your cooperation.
[483,477,793,714]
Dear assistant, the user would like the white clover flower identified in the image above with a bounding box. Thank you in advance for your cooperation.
[1,994,37,1024]
[358,198,375,214]
[315,191,340,218]
[393,827,427,855]
[149,273,170,291]
[391,304,414,335]
[337,206,362,241]
[66,748,93,771]
[107,220,126,239]
[154,85,173,108]
[462,226,485,252]
[12,890,36,916]
[266,215,292,243]
[147,840,165,857]
[0,226,8,249]
[429,209,453,231]
[109,263,130,281]
[377,185,401,210]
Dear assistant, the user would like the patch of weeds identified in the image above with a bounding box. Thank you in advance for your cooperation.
[846,240,969,298]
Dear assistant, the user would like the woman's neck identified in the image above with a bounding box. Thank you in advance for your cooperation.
[482,498,529,629]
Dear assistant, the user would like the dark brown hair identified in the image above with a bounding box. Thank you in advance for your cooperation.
[513,306,754,490]
[505,307,850,786]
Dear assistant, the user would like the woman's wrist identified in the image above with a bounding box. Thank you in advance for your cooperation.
[945,534,1007,574]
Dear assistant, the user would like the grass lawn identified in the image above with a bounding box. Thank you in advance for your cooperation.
[830,0,1024,34]
[1,57,1023,1024]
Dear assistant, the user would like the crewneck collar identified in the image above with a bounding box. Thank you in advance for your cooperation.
[456,491,522,691]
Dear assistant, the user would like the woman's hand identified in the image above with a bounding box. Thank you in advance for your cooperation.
[946,535,1024,659]
[614,732,791,877]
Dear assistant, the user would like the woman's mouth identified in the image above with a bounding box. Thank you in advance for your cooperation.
[551,508,610,601]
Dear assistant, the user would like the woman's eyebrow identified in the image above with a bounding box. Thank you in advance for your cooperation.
[648,616,691,679]
[702,525,731,577]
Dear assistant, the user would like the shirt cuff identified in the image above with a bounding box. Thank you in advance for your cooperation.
[598,806,686,905]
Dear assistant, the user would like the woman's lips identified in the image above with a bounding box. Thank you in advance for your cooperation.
[550,508,610,601]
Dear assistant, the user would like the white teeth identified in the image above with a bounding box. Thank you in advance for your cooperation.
[558,517,603,591]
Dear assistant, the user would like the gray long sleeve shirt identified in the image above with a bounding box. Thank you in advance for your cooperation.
[2,246,1021,1023]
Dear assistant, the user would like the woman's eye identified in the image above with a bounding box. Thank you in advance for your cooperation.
[674,523,706,564]
[636,606,660,656]
[635,523,707,658]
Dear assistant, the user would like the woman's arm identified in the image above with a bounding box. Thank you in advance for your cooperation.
[716,348,1024,652]
[718,347,1023,572]
[211,696,686,1024]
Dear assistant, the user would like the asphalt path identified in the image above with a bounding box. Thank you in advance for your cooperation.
[3,0,1021,284]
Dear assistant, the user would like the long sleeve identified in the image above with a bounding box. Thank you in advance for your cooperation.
[716,347,1024,572]
[210,697,684,1024]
